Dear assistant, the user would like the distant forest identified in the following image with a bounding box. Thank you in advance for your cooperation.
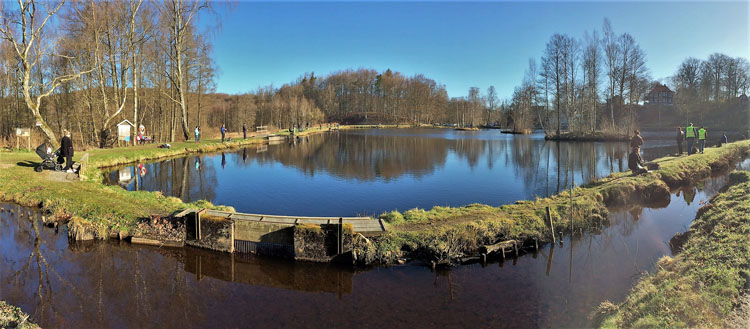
[1,1,748,147]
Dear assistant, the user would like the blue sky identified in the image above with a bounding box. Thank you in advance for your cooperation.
[202,1,749,99]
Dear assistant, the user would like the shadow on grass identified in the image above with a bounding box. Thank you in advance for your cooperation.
[16,160,39,168]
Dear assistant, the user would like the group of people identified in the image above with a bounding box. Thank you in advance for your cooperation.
[629,123,733,175]
[675,123,728,156]
[195,124,250,143]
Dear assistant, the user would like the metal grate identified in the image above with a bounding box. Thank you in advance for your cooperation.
[234,239,294,258]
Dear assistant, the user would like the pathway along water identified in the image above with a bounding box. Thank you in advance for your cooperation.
[3,161,747,328]
[103,129,679,216]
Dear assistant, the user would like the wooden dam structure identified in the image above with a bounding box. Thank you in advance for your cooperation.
[174,208,386,262]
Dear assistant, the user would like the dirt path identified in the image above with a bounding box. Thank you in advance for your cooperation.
[44,170,79,182]
[728,293,749,329]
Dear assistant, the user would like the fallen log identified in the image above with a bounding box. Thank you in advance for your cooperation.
[131,237,184,248]
[480,240,519,257]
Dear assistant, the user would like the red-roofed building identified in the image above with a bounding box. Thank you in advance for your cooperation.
[645,83,674,106]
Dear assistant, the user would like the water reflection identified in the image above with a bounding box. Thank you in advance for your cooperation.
[0,174,731,328]
[105,129,669,216]
[105,156,218,204]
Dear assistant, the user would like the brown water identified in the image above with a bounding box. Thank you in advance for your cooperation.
[0,168,738,328]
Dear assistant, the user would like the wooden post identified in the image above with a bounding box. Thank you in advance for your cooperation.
[546,206,555,244]
[196,208,207,241]
[337,217,343,255]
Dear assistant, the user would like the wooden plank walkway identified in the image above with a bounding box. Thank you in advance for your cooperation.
[200,209,386,234]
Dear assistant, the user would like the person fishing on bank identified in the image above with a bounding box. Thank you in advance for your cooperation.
[685,123,696,155]
[630,129,643,153]
[220,124,226,142]
[698,126,707,154]
[676,127,684,155]
[628,146,647,175]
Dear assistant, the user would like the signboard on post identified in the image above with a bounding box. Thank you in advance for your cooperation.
[16,128,30,137]
[15,128,31,151]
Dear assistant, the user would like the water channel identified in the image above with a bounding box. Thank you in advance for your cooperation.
[0,172,737,328]
[4,128,747,328]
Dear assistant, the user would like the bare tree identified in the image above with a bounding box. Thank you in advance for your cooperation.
[467,86,481,127]
[156,0,209,141]
[582,29,601,131]
[706,53,730,102]
[543,34,568,136]
[485,85,497,125]
[602,18,619,129]
[0,0,95,146]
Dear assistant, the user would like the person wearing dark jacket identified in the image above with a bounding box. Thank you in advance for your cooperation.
[60,130,74,172]
[628,146,647,175]
[242,123,247,139]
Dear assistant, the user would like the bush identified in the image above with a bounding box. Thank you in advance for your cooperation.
[379,210,405,225]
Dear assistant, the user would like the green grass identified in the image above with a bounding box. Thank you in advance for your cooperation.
[598,170,750,328]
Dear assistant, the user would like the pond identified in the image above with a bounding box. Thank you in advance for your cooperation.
[103,129,678,216]
[0,171,735,328]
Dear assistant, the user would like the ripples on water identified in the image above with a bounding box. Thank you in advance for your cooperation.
[104,129,680,216]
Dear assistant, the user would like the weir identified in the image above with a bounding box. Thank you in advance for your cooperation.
[175,208,386,261]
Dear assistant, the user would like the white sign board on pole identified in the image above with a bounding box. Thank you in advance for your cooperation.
[15,128,30,137]
[15,128,31,150]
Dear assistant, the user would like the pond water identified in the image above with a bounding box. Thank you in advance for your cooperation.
[103,129,678,216]
[0,171,736,328]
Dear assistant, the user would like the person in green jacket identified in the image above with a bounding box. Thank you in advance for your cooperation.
[698,126,707,154]
[685,123,696,155]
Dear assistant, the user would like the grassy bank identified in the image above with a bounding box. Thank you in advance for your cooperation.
[0,131,300,237]
[354,140,750,265]
[0,126,360,239]
[0,301,39,329]
[597,170,750,328]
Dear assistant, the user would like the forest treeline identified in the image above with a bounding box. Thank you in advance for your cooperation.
[1,1,748,147]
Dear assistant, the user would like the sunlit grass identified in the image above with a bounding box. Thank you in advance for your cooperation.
[598,170,750,328]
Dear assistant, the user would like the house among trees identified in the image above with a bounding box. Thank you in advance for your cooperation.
[645,83,674,106]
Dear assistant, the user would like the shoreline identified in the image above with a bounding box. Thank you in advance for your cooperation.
[545,131,630,142]
[597,170,750,328]
[1,127,749,266]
